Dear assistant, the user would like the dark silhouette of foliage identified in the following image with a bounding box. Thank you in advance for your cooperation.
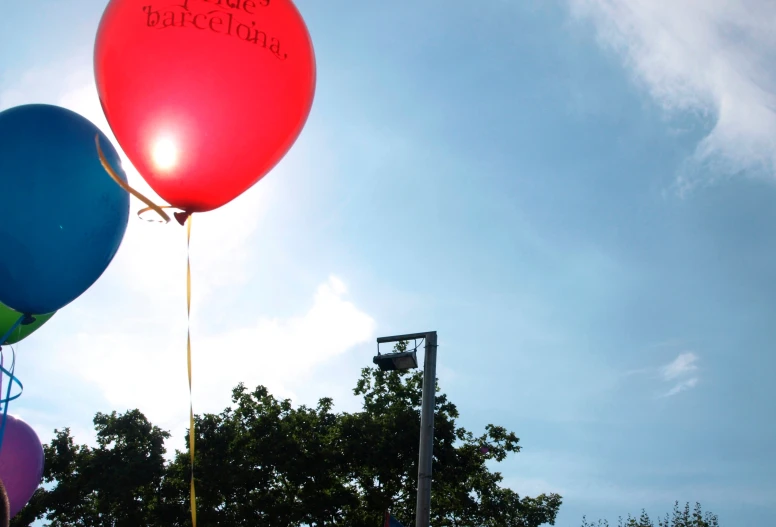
[581,502,720,527]
[12,356,560,527]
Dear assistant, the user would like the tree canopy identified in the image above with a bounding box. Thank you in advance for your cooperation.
[581,502,720,527]
[12,363,562,527]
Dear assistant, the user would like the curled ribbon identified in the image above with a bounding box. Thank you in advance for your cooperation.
[0,351,23,407]
[96,137,197,525]
[95,135,172,223]
[0,349,24,460]
[0,315,25,455]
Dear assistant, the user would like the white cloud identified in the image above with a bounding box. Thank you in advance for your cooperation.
[660,352,699,397]
[661,352,698,381]
[57,275,375,445]
[662,376,699,398]
[623,352,702,397]
[569,0,776,188]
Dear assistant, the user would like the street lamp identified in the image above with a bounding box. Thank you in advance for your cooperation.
[374,331,438,527]
[372,349,418,371]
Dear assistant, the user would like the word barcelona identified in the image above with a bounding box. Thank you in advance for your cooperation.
[143,0,286,60]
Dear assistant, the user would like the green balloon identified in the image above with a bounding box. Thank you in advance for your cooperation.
[0,304,54,345]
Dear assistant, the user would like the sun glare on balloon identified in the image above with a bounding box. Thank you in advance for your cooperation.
[151,137,179,171]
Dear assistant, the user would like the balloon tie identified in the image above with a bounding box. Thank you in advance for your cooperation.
[0,346,22,456]
[186,215,197,527]
[95,134,187,225]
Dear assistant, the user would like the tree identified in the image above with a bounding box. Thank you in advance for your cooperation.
[12,410,170,527]
[339,366,561,526]
[581,502,720,527]
[13,357,562,526]
[162,384,358,526]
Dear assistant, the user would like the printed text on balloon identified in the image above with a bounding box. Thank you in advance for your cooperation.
[143,0,286,60]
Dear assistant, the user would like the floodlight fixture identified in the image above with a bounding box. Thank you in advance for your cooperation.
[373,350,418,371]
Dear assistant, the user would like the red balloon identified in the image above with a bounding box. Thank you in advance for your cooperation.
[94,0,316,213]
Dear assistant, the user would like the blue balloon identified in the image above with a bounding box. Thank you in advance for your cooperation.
[0,104,129,314]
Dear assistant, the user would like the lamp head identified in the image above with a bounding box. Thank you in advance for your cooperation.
[373,350,418,371]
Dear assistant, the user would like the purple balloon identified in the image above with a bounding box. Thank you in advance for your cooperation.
[0,415,44,518]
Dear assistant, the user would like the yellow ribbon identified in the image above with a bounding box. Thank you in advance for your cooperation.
[186,214,197,527]
[96,135,197,526]
[95,135,171,224]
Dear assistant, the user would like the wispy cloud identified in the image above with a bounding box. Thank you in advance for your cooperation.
[623,352,701,397]
[661,352,699,381]
[663,376,699,397]
[660,352,699,397]
[569,0,776,189]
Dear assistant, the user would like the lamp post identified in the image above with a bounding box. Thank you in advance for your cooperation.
[374,331,438,527]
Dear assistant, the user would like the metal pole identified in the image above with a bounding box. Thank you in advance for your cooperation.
[416,331,437,527]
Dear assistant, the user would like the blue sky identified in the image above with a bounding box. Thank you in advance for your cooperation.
[3,0,776,525]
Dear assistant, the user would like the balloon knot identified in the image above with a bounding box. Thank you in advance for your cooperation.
[174,211,191,226]
[20,315,36,326]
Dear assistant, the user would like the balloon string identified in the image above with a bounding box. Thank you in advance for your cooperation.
[0,315,24,347]
[0,316,25,456]
[0,357,22,404]
[94,134,173,224]
[186,215,197,527]
[0,347,22,456]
